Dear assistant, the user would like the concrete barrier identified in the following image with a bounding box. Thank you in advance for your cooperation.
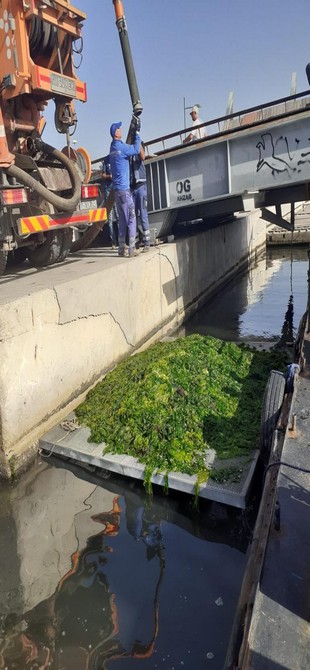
[0,211,266,478]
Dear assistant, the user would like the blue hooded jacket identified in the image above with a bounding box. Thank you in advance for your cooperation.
[109,134,141,191]
[131,145,146,187]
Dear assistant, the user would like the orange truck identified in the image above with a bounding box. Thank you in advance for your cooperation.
[0,0,106,274]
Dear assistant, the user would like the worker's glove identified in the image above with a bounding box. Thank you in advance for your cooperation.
[132,114,141,133]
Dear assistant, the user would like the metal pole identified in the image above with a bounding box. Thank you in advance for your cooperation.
[183,97,186,129]
[290,72,297,96]
[307,247,310,332]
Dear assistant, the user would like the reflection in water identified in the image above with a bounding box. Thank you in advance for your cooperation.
[276,293,294,348]
[184,247,308,343]
[0,489,164,669]
[0,461,249,670]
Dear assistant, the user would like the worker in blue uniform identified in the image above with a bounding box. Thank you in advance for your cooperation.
[109,118,141,258]
[100,155,118,248]
[130,141,151,251]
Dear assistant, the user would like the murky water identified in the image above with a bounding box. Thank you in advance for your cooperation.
[184,247,308,344]
[0,246,308,670]
[0,460,249,670]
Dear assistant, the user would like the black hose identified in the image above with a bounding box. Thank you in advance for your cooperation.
[5,142,81,212]
[264,460,310,484]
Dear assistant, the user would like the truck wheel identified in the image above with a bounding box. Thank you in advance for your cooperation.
[27,231,63,267]
[57,229,73,263]
[13,248,28,264]
[0,250,8,276]
[259,370,286,465]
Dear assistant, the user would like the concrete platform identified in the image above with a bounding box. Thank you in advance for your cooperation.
[245,334,310,669]
[225,328,310,668]
[39,413,259,509]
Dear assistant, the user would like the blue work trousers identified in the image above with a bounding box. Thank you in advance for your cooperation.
[132,183,151,247]
[99,182,118,246]
[115,189,137,253]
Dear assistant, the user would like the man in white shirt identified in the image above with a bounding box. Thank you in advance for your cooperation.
[183,106,206,143]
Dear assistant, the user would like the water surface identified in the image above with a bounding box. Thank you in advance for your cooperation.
[0,460,249,669]
[184,247,308,344]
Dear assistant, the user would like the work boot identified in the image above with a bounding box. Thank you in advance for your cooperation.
[118,248,128,257]
[128,248,140,258]
[142,245,150,253]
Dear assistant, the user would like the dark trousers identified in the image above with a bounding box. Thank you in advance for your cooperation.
[114,189,137,252]
[132,183,151,247]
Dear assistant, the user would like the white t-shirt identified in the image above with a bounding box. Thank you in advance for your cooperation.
[191,118,206,139]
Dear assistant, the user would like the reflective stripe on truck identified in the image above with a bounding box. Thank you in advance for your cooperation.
[17,208,107,235]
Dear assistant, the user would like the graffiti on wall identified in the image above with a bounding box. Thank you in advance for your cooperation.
[256,132,310,176]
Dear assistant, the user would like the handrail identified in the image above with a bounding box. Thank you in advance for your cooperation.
[144,88,310,154]
[91,89,310,166]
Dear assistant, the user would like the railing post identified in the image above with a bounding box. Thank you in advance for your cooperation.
[307,247,310,332]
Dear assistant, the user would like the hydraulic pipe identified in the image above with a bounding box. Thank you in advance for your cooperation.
[112,0,143,116]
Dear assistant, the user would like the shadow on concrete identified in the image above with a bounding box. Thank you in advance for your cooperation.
[246,650,292,669]
[259,472,310,622]
[1,256,81,285]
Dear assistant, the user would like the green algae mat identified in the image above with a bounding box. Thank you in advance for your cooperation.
[75,335,287,492]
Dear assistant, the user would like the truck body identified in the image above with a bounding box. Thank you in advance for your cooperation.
[0,0,106,274]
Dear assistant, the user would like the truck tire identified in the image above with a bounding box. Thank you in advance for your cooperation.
[27,230,63,267]
[12,248,28,264]
[0,250,8,276]
[259,370,286,465]
[57,228,73,263]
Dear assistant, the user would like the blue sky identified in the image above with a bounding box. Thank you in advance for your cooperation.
[43,0,310,161]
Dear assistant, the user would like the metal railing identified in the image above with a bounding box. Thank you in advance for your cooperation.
[144,89,310,157]
[90,89,310,168]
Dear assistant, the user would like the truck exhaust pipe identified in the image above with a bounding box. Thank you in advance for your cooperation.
[112,0,143,116]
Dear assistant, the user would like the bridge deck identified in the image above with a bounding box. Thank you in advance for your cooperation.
[141,91,310,238]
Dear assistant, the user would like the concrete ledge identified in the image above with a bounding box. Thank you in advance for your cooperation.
[245,336,310,668]
[267,229,310,245]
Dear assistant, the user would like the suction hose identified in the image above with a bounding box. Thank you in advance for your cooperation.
[5,142,81,212]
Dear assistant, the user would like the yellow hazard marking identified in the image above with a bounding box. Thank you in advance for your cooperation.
[18,209,107,236]
[89,208,107,222]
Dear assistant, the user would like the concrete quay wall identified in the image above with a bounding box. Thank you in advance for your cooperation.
[0,211,266,478]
